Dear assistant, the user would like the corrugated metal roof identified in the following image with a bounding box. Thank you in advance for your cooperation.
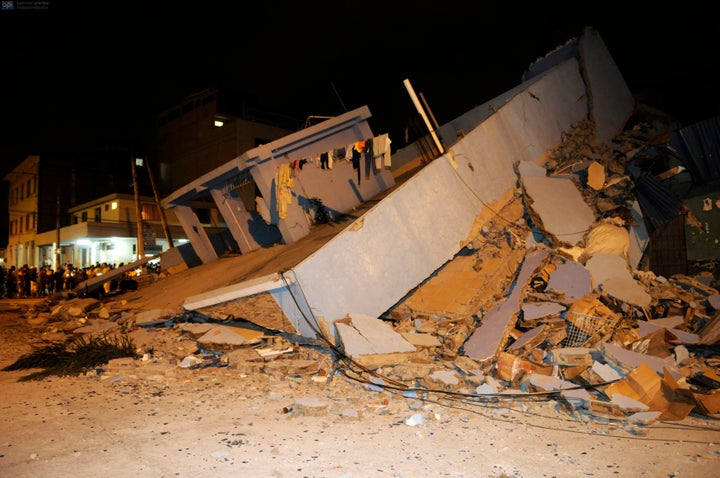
[634,174,684,231]
[667,114,720,184]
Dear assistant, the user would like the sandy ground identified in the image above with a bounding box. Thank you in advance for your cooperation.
[1,294,720,478]
[2,227,720,478]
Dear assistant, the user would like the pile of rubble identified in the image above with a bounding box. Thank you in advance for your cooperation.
[8,113,720,428]
[365,115,720,423]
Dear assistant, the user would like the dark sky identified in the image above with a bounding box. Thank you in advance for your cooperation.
[1,1,719,179]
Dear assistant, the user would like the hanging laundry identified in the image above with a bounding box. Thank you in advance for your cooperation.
[275,162,293,219]
[363,137,374,178]
[373,133,392,169]
[335,146,346,160]
[327,149,334,169]
[351,145,362,185]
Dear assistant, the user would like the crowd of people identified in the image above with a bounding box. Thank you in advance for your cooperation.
[0,262,122,299]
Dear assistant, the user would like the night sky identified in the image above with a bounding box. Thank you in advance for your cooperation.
[1,1,719,179]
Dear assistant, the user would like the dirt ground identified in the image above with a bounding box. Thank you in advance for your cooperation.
[1,286,720,478]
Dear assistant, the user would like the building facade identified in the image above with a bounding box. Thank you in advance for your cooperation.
[33,192,190,269]
[155,88,302,195]
[4,155,40,269]
[2,154,189,270]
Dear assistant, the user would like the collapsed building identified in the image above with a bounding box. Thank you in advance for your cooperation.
[176,26,720,421]
[14,26,720,424]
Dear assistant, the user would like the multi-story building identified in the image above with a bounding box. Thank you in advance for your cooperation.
[33,192,191,268]
[5,155,45,268]
[154,88,302,195]
[2,153,189,270]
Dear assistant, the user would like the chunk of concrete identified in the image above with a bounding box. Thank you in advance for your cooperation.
[586,161,606,190]
[335,313,416,358]
[709,294,720,311]
[546,260,592,300]
[528,374,592,405]
[197,325,264,347]
[581,221,630,261]
[611,393,650,412]
[506,325,547,352]
[463,248,549,362]
[401,332,441,347]
[591,361,622,382]
[134,308,178,326]
[585,253,651,307]
[522,176,596,246]
[637,319,699,345]
[430,370,460,385]
[521,302,567,322]
[601,342,683,380]
[549,347,593,367]
[293,397,330,417]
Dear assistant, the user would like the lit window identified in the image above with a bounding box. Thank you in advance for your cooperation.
[111,201,118,210]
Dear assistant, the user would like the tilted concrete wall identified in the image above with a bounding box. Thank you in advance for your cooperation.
[281,52,598,334]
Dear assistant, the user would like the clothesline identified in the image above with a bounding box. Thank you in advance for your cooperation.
[288,133,392,185]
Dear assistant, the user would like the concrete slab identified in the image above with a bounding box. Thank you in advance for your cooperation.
[521,302,567,322]
[462,248,549,362]
[522,175,596,246]
[401,332,441,347]
[289,156,485,329]
[585,253,651,307]
[601,342,683,380]
[134,308,178,326]
[546,260,592,300]
[196,325,264,347]
[183,273,290,310]
[638,320,699,345]
[591,361,622,382]
[335,313,416,358]
[506,325,547,352]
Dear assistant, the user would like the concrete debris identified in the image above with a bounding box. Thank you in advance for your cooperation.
[8,105,720,429]
[374,117,720,423]
[404,413,425,426]
[334,313,417,366]
[462,248,550,361]
[584,253,652,308]
[291,397,330,417]
[521,175,596,247]
[133,308,179,326]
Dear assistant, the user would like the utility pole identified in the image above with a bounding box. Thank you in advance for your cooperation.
[131,155,144,260]
[143,156,174,248]
[55,187,61,270]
